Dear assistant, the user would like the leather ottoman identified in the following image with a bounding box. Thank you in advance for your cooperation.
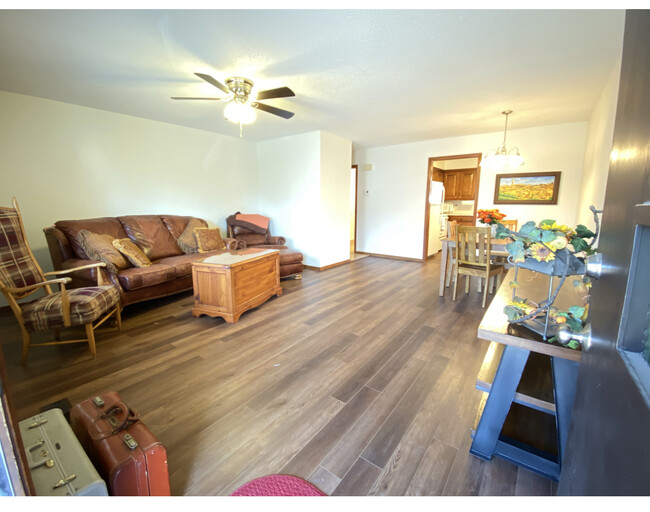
[278,248,303,279]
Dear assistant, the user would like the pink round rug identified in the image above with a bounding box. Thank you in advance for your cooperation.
[230,474,326,496]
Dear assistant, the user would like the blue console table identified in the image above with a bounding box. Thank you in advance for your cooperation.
[470,268,581,481]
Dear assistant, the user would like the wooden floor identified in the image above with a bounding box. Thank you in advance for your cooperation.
[1,255,557,496]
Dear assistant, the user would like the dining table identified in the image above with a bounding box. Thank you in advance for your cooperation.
[438,236,510,296]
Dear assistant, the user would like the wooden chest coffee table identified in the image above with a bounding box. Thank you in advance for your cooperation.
[191,248,282,323]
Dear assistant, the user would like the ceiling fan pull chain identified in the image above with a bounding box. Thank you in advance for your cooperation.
[239,121,243,138]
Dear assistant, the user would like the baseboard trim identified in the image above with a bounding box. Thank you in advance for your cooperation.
[304,259,351,271]
[356,252,424,263]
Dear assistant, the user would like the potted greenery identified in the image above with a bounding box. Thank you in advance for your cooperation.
[496,206,601,346]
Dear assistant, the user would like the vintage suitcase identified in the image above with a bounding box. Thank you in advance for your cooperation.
[18,408,108,496]
[70,391,170,496]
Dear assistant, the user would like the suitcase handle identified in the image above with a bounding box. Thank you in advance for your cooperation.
[90,402,140,441]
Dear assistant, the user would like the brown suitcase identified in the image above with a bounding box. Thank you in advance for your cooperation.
[70,391,170,496]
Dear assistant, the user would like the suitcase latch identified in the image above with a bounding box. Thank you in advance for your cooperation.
[92,396,105,408]
[122,434,138,451]
[52,474,76,489]
[28,418,48,429]
[106,415,119,428]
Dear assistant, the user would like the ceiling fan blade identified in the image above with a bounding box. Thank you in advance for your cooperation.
[194,72,230,94]
[255,87,295,100]
[252,102,295,119]
[170,97,226,100]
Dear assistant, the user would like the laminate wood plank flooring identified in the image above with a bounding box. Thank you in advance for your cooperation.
[0,255,555,496]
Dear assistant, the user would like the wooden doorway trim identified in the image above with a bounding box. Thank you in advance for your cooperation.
[352,164,358,254]
[422,153,482,261]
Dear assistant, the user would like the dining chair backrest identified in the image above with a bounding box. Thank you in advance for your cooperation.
[501,219,518,232]
[447,220,457,239]
[456,225,492,267]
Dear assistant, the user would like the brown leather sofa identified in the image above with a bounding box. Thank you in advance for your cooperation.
[226,218,303,279]
[44,215,241,307]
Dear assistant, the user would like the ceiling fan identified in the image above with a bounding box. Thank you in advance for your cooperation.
[171,72,295,125]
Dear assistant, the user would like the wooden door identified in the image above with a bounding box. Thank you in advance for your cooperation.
[459,170,476,199]
[558,11,650,495]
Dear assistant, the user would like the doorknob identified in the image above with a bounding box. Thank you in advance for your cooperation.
[585,253,604,279]
[557,324,592,351]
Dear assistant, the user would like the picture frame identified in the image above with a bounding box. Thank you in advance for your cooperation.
[493,171,561,205]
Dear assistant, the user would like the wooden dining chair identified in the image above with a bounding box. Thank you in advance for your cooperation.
[452,225,504,308]
[501,219,518,232]
[445,220,458,288]
[0,197,122,364]
[492,219,519,268]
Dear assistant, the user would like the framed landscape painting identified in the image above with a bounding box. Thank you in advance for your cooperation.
[493,171,561,205]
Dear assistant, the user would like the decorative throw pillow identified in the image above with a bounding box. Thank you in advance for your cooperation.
[176,217,206,254]
[112,238,153,267]
[76,230,130,274]
[194,227,226,253]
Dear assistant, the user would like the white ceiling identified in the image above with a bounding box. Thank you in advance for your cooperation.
[0,9,625,149]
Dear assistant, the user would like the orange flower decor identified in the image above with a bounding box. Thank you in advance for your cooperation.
[477,209,506,225]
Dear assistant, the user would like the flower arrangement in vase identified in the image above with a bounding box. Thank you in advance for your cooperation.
[477,209,506,237]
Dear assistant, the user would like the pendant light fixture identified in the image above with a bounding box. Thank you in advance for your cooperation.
[482,110,524,170]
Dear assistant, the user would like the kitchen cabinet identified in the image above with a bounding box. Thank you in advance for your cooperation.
[459,170,476,199]
[443,168,477,200]
[443,172,460,199]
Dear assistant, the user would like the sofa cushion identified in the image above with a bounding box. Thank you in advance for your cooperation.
[76,230,130,274]
[177,218,206,254]
[160,215,207,240]
[118,215,183,260]
[117,264,176,291]
[55,218,128,260]
[112,238,152,268]
[195,227,226,253]
[156,252,209,277]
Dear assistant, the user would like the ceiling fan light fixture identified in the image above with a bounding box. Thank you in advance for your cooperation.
[482,110,524,171]
[224,99,256,125]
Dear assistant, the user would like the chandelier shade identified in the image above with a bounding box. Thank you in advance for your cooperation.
[482,110,524,171]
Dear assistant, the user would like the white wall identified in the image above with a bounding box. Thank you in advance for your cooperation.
[0,91,259,274]
[256,130,351,268]
[354,121,588,260]
[256,131,322,266]
[319,131,353,267]
[576,60,621,232]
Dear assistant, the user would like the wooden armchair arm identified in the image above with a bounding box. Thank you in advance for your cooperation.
[43,262,107,285]
[2,277,71,295]
[43,261,106,286]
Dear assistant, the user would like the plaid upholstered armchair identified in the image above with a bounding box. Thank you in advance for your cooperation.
[0,198,121,364]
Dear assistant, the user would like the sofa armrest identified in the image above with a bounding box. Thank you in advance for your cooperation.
[267,235,286,246]
[224,237,245,250]
[61,258,110,286]
[43,225,74,270]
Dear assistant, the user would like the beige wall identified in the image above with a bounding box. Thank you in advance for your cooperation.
[576,60,622,233]
[354,121,589,260]
[0,91,259,293]
[256,130,352,268]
